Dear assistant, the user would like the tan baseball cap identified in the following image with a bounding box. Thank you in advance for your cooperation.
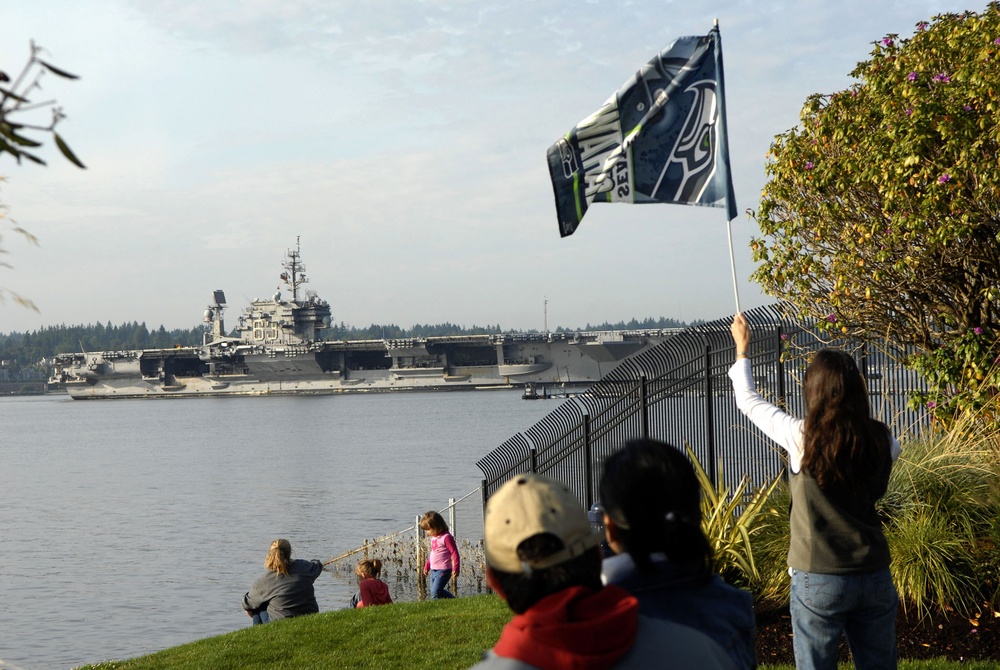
[484,473,601,574]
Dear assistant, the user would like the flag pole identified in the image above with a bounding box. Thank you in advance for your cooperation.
[726,216,742,313]
[714,17,741,314]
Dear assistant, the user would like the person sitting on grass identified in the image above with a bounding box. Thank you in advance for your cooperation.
[242,538,324,624]
[472,472,735,669]
[599,437,757,669]
[350,558,393,608]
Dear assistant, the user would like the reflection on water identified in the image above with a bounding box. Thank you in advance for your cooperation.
[0,391,552,670]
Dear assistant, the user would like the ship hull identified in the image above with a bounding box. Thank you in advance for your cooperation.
[52,332,673,400]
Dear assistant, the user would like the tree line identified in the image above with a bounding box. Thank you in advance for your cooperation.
[0,322,205,370]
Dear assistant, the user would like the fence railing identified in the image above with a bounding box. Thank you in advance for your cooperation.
[325,304,931,602]
[476,303,931,513]
[323,487,489,602]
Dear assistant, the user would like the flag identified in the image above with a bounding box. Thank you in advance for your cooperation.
[546,26,737,237]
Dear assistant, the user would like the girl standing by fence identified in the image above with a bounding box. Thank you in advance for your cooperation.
[420,510,460,599]
[729,313,901,670]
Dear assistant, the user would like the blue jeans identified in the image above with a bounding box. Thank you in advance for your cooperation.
[429,569,454,599]
[251,610,270,625]
[790,568,898,670]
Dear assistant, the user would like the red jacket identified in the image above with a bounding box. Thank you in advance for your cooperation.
[356,577,393,607]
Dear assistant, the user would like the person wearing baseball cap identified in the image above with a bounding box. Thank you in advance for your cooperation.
[472,472,735,669]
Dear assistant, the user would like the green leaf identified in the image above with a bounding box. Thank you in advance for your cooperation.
[0,136,22,159]
[0,86,30,103]
[37,59,80,80]
[20,150,46,165]
[4,129,43,148]
[53,132,86,169]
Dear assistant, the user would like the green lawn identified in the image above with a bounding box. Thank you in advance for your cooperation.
[78,594,999,670]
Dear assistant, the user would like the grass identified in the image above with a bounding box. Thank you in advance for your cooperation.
[78,595,511,670]
[76,594,1000,670]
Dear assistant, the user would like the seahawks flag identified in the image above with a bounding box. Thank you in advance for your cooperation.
[547,26,736,237]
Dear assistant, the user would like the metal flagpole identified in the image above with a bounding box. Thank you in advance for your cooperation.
[726,217,742,313]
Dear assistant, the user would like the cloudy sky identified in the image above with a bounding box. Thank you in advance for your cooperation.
[0,0,975,334]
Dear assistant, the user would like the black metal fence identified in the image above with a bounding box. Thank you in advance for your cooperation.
[477,303,930,511]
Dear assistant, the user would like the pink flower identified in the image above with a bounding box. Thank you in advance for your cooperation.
[805,161,815,170]
[826,314,838,323]
[939,174,951,183]
[905,108,914,117]
[907,72,918,82]
[933,73,951,83]
[973,327,983,335]
[927,400,937,409]
[882,37,894,47]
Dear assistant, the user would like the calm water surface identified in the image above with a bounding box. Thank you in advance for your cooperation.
[0,391,553,670]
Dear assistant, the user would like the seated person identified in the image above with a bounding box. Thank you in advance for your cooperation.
[350,558,393,608]
[599,438,757,669]
[472,472,734,669]
[242,538,323,624]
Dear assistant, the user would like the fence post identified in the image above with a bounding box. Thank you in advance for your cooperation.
[640,375,649,439]
[448,498,457,596]
[860,340,870,384]
[480,479,488,520]
[416,515,426,601]
[583,413,594,507]
[704,343,717,486]
[530,446,537,473]
[776,325,786,408]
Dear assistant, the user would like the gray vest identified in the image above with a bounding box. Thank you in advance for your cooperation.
[787,442,892,574]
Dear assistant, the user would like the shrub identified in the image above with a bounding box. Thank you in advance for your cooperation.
[688,445,783,588]
[880,402,1000,617]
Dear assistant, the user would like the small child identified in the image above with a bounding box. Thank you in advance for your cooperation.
[350,559,393,608]
[420,510,460,599]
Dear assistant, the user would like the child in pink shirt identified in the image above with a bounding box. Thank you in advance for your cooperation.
[420,510,460,599]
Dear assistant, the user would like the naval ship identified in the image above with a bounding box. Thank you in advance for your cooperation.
[49,243,676,399]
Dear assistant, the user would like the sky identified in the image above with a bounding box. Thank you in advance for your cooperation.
[0,0,978,334]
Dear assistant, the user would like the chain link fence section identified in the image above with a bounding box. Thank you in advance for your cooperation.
[323,487,489,603]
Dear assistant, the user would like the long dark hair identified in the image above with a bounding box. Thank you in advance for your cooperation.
[802,349,890,490]
[599,438,711,576]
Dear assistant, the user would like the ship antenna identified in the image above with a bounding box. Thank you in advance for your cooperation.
[280,236,312,304]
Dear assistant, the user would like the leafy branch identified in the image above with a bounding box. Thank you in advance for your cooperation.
[0,40,85,168]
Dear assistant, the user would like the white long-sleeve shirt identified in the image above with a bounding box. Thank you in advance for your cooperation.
[726,358,901,473]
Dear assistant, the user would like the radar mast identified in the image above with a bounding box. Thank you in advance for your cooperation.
[281,236,308,304]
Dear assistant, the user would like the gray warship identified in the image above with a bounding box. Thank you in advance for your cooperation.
[49,243,675,399]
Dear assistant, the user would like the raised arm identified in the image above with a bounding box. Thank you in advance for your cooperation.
[727,314,806,471]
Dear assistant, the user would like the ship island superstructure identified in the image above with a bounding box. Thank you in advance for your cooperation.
[50,243,676,399]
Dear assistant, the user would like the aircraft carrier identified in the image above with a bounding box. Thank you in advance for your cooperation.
[49,243,675,399]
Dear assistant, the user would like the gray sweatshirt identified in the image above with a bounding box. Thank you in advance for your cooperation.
[242,558,324,620]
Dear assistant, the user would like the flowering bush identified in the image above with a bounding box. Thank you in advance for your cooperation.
[750,6,1000,425]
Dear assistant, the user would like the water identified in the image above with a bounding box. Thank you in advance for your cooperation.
[0,391,553,670]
